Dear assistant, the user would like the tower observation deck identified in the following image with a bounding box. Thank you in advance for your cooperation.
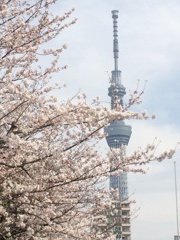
[104,10,132,240]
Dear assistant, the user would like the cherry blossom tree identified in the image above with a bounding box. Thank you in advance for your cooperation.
[0,1,175,239]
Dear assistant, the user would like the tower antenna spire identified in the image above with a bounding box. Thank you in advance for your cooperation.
[108,10,125,108]
[112,10,119,72]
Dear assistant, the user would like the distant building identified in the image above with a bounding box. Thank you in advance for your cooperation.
[104,10,132,240]
[174,236,180,240]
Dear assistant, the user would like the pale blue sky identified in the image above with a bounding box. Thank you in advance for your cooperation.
[52,1,180,239]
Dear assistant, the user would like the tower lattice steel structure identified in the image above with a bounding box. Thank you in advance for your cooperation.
[104,10,132,240]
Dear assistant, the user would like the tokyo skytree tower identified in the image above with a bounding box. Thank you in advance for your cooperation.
[104,10,132,240]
